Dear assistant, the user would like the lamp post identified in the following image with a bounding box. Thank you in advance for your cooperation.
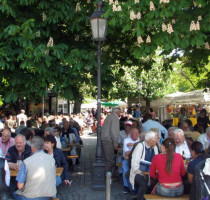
[90,1,107,190]
[138,80,142,108]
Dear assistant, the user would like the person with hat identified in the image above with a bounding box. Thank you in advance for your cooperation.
[118,121,132,146]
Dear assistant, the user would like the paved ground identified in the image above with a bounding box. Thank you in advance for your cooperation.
[56,131,134,200]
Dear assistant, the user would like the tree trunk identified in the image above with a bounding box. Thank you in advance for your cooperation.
[73,99,82,114]
[145,99,150,113]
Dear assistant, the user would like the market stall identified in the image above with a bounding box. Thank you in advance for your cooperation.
[151,90,210,123]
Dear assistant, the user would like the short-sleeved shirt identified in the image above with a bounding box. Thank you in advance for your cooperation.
[123,137,140,155]
[187,155,204,174]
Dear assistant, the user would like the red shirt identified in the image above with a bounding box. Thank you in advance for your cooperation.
[150,153,185,183]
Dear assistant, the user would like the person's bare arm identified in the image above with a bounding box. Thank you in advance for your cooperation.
[17,182,24,190]
[8,163,19,170]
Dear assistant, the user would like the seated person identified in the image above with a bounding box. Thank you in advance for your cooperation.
[116,121,132,174]
[14,136,56,200]
[190,146,210,200]
[198,126,210,150]
[44,134,71,186]
[181,121,200,141]
[6,134,31,170]
[53,127,62,149]
[0,128,15,157]
[174,129,191,159]
[0,147,13,200]
[168,127,178,140]
[122,128,140,193]
[130,131,159,200]
[187,141,205,184]
[150,138,185,197]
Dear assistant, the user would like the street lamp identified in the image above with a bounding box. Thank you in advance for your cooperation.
[90,1,107,190]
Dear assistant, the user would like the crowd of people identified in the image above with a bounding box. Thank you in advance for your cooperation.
[0,109,85,200]
[0,107,209,200]
[101,107,210,200]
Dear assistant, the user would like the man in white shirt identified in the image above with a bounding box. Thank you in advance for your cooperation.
[16,110,27,127]
[174,129,191,159]
[122,128,140,193]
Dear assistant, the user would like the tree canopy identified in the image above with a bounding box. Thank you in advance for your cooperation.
[0,0,209,112]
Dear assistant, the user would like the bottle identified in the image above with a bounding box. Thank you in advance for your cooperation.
[182,151,186,164]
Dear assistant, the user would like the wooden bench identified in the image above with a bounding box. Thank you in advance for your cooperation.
[67,155,79,159]
[144,194,189,200]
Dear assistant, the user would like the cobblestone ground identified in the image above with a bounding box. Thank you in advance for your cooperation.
[56,131,134,200]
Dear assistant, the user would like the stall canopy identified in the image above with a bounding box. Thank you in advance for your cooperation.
[151,90,210,106]
[102,100,127,107]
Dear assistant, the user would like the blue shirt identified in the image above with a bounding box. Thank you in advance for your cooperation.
[187,155,204,174]
[16,150,43,183]
[142,119,168,139]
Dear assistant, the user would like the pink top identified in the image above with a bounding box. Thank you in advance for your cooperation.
[0,137,15,155]
[150,153,185,183]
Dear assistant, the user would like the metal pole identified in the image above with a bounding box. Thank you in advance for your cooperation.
[106,172,112,200]
[96,41,102,162]
[92,41,106,190]
[42,96,44,118]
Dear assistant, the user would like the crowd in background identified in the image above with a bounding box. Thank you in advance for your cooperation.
[0,106,209,200]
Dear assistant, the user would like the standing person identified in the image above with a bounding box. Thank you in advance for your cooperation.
[13,136,56,200]
[149,108,156,120]
[150,138,185,198]
[142,114,168,139]
[16,110,27,127]
[101,107,120,174]
[5,115,16,131]
[0,128,15,157]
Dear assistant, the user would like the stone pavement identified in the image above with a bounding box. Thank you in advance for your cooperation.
[56,132,134,200]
